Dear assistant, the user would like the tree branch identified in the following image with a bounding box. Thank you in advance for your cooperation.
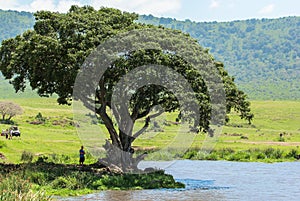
[132,116,150,139]
[132,109,164,139]
[96,78,121,147]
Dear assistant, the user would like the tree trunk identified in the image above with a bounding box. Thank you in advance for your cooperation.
[99,108,150,172]
[119,130,135,152]
[101,140,145,172]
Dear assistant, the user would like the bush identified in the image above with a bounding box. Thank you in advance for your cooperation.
[228,151,250,161]
[96,171,184,190]
[218,148,235,159]
[286,149,299,158]
[0,174,52,201]
[183,149,197,159]
[205,152,219,160]
[263,148,283,159]
[21,151,34,163]
[35,112,46,124]
[29,172,47,186]
[195,151,209,160]
[51,177,72,189]
[255,152,266,160]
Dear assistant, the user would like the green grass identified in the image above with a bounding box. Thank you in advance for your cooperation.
[220,100,300,150]
[0,98,300,163]
[0,161,183,197]
[0,98,82,163]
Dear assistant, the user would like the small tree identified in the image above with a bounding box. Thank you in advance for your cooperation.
[0,101,23,121]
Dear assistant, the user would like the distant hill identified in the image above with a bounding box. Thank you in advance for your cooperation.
[0,9,34,42]
[138,15,300,100]
[0,10,37,99]
[0,9,299,100]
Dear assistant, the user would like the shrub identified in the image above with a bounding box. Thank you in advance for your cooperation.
[228,151,250,161]
[255,152,266,160]
[218,148,235,159]
[263,148,283,159]
[272,149,283,159]
[29,172,47,186]
[286,149,299,158]
[205,152,219,160]
[0,174,52,201]
[96,171,184,190]
[35,112,46,124]
[195,151,209,160]
[51,176,71,189]
[183,149,197,159]
[21,151,34,163]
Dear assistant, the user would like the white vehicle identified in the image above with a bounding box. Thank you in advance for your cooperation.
[9,126,21,137]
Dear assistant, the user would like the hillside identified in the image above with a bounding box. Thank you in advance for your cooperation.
[0,9,34,42]
[138,15,300,100]
[0,9,299,100]
[0,10,37,98]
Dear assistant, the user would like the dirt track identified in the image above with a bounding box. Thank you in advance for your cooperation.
[224,141,300,146]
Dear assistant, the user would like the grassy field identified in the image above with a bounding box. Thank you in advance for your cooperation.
[0,98,81,163]
[0,98,299,163]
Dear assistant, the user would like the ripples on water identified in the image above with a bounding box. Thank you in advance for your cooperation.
[61,160,300,201]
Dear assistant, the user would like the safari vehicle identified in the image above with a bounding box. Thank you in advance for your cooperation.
[9,126,21,137]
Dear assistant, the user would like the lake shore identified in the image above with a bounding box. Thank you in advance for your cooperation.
[0,160,184,199]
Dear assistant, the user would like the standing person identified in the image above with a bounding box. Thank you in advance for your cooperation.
[79,146,85,165]
[9,129,12,140]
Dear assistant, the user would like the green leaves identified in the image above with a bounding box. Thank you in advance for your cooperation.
[0,6,253,137]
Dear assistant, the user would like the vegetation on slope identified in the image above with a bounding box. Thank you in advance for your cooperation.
[139,15,300,100]
[0,10,299,100]
[0,9,34,42]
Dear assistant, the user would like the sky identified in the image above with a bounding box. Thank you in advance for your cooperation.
[0,0,299,22]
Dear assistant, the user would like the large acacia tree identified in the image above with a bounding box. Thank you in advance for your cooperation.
[0,6,253,171]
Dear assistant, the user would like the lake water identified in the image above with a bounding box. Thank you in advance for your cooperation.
[61,160,300,201]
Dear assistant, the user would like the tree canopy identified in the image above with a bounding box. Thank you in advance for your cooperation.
[0,6,253,171]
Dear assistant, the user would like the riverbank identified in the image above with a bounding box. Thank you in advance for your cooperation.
[132,146,300,163]
[0,160,184,199]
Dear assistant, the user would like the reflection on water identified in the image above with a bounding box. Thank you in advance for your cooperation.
[61,160,300,201]
[63,185,227,201]
[176,179,229,191]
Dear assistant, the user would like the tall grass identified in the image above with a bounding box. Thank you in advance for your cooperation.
[182,147,299,162]
[0,174,52,201]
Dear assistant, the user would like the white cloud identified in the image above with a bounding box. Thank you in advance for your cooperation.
[56,0,83,12]
[210,0,220,9]
[227,0,237,8]
[0,0,82,13]
[29,0,83,12]
[30,0,56,11]
[0,0,181,15]
[259,4,275,14]
[0,0,22,11]
[90,0,182,16]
